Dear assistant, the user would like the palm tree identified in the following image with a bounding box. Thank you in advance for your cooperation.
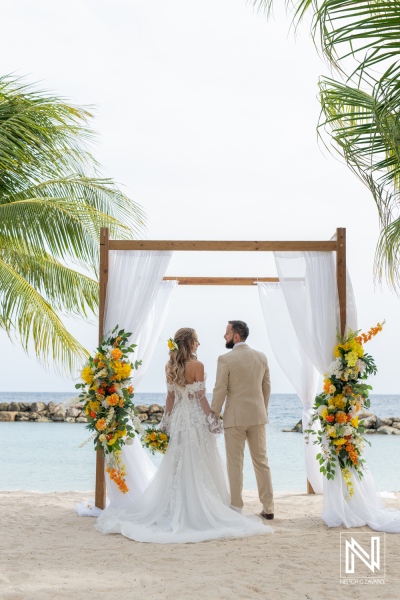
[258,1,400,289]
[0,75,145,373]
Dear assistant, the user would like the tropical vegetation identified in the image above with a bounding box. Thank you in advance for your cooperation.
[0,75,144,373]
[259,1,400,289]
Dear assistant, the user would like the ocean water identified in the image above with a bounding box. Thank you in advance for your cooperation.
[0,393,399,493]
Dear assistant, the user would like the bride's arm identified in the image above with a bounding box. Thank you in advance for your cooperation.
[159,388,175,433]
[188,362,222,433]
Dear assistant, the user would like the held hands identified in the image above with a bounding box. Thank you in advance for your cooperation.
[207,412,223,434]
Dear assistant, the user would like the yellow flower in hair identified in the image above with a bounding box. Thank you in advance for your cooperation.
[168,338,179,351]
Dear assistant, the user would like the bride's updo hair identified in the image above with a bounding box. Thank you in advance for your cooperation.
[166,327,198,387]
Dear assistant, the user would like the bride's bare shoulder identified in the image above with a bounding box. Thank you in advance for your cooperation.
[185,360,204,383]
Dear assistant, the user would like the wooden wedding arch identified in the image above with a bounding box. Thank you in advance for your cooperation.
[95,226,347,509]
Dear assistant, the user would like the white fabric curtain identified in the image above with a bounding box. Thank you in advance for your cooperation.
[132,280,178,388]
[104,250,173,340]
[102,250,173,509]
[258,282,322,493]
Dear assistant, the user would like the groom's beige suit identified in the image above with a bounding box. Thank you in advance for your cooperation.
[211,343,274,514]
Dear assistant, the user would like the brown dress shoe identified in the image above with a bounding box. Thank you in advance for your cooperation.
[260,510,274,520]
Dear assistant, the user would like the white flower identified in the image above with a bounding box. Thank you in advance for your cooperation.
[99,434,106,442]
[356,359,366,374]
[95,368,107,379]
[317,404,328,416]
[342,425,352,437]
[325,358,343,378]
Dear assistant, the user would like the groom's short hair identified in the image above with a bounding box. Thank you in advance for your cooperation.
[228,320,249,341]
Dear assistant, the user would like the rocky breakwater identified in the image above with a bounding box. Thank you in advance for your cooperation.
[284,410,400,435]
[0,401,165,425]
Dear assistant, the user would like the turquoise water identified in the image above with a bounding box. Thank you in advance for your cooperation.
[0,393,399,493]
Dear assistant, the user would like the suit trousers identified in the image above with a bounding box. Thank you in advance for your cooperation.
[224,424,274,514]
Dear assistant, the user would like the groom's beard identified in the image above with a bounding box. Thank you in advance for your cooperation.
[225,339,235,349]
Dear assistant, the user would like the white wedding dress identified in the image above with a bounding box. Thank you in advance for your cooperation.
[95,379,273,543]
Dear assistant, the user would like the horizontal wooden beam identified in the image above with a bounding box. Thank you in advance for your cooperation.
[163,277,280,286]
[109,240,337,252]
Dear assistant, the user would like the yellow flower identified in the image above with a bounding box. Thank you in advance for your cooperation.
[81,365,94,385]
[333,395,346,410]
[350,416,359,428]
[349,339,364,357]
[320,407,328,420]
[117,429,127,438]
[106,435,118,445]
[345,351,358,367]
[112,361,132,382]
[325,425,337,438]
[333,438,347,446]
[89,400,100,411]
[167,338,179,351]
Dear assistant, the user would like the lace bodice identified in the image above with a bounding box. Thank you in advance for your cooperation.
[159,377,222,434]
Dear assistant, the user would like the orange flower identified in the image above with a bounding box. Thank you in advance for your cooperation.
[325,415,335,423]
[336,412,347,424]
[127,386,134,394]
[108,385,116,394]
[89,411,97,418]
[106,393,119,406]
[95,418,107,431]
[118,398,125,408]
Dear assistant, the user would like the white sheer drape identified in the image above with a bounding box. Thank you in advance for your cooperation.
[104,250,173,339]
[103,250,173,509]
[258,282,322,493]
[132,280,178,387]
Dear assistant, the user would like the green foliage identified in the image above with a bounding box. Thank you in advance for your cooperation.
[259,1,400,290]
[0,76,145,373]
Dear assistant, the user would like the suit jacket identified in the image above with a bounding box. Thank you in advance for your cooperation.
[211,344,271,428]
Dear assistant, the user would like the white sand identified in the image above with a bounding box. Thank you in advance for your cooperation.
[1,490,399,600]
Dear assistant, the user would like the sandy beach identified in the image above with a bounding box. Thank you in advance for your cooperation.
[1,490,399,600]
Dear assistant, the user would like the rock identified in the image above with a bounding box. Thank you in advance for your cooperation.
[18,402,31,412]
[148,404,163,414]
[151,412,163,421]
[36,417,51,422]
[361,415,376,429]
[47,401,58,415]
[51,414,65,422]
[364,428,377,434]
[135,405,150,414]
[377,417,393,427]
[377,425,398,435]
[137,413,148,422]
[76,416,88,423]
[392,422,400,430]
[15,413,30,421]
[9,402,20,412]
[29,412,40,420]
[282,419,302,433]
[0,411,17,421]
[66,407,81,418]
[0,403,10,411]
[359,409,374,418]
[65,417,76,423]
[30,402,46,413]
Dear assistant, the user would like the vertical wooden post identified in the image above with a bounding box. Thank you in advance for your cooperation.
[336,227,347,336]
[95,227,109,509]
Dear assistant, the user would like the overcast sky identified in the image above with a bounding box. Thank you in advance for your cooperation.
[1,0,398,395]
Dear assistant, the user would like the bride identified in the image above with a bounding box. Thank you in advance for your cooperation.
[96,327,272,543]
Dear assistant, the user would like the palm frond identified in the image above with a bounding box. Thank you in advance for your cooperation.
[0,258,89,373]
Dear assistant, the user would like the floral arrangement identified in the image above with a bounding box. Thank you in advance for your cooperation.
[76,326,143,494]
[306,322,384,497]
[141,427,169,455]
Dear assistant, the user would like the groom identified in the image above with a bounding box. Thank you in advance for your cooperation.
[211,320,274,520]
